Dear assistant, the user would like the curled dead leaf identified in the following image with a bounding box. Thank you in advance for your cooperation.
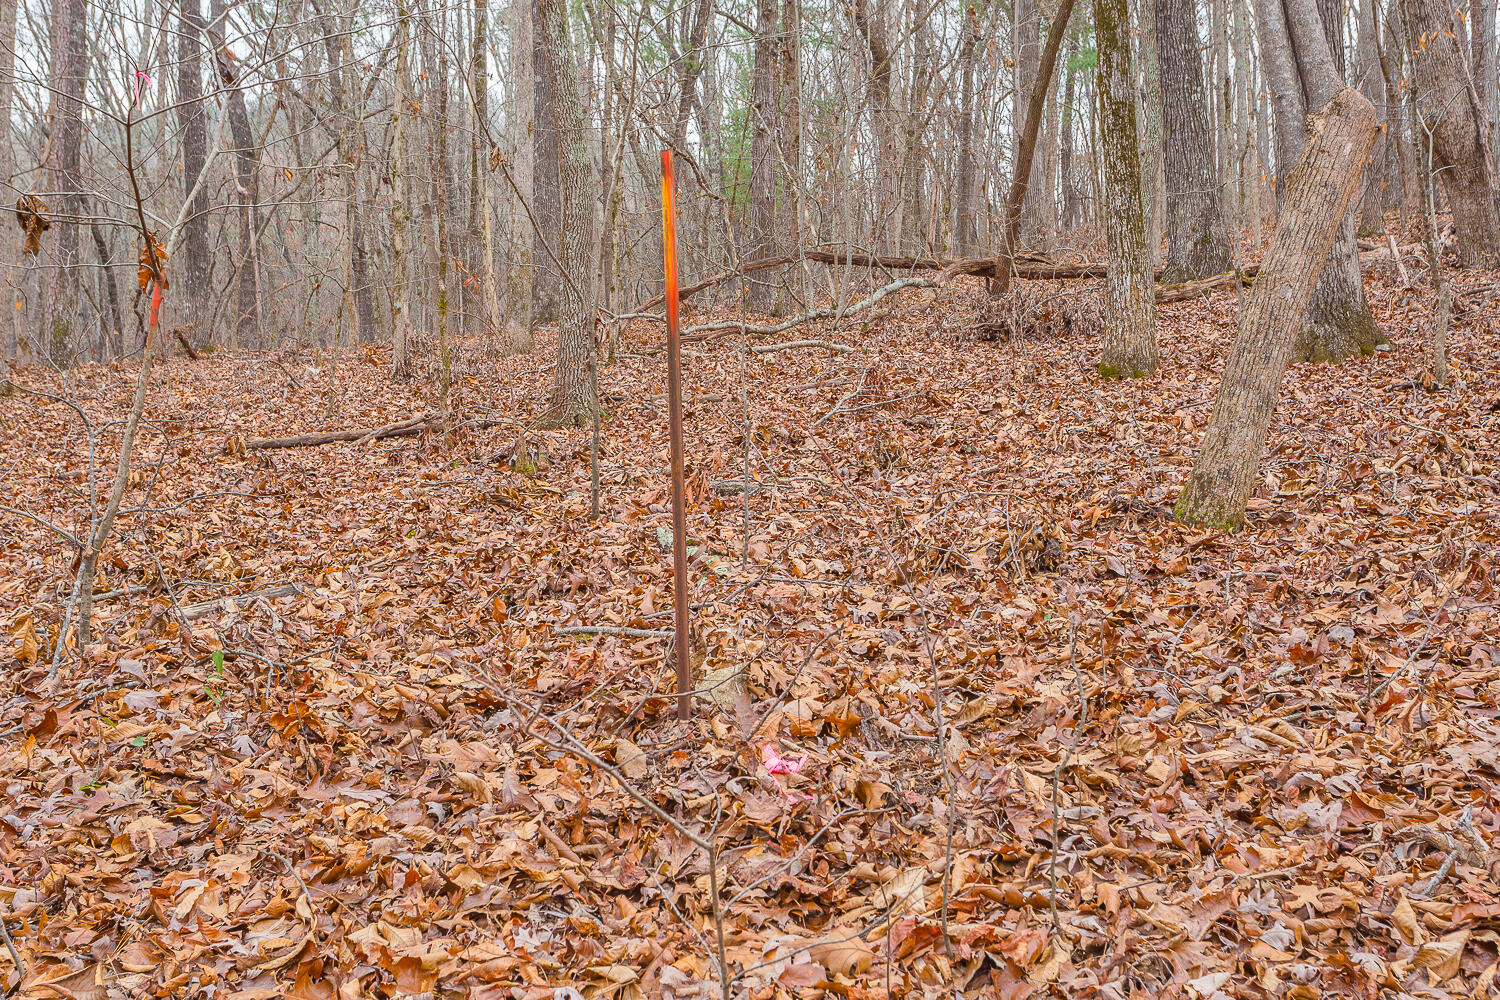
[452,771,492,803]
[614,737,649,780]
[1414,930,1469,981]
[808,930,874,977]
[14,194,48,256]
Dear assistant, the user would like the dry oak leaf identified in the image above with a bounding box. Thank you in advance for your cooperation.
[614,737,649,779]
[14,194,48,256]
[137,231,169,289]
[10,613,39,665]
[808,930,875,977]
[1414,929,1470,981]
[451,771,492,803]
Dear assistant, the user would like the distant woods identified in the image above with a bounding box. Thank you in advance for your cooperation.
[1,0,1497,403]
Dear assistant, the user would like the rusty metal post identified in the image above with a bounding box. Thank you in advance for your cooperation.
[661,150,692,722]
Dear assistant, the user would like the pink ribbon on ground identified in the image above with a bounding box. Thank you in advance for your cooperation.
[760,744,812,801]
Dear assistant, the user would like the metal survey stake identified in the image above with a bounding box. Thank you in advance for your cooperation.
[660,150,692,722]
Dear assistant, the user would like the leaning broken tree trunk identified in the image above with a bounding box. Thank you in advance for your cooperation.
[1095,0,1156,377]
[537,0,597,426]
[1176,88,1379,529]
[1399,0,1500,266]
[990,0,1077,296]
[1284,0,1385,361]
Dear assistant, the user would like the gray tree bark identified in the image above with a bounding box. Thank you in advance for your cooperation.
[537,0,597,426]
[1399,0,1500,266]
[211,0,262,346]
[1266,0,1385,360]
[531,0,564,321]
[178,0,212,330]
[1356,0,1387,234]
[1177,88,1379,528]
[1156,0,1232,281]
[1095,0,1156,378]
[749,0,780,310]
[505,0,535,351]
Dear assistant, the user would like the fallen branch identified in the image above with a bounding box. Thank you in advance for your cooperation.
[748,339,855,355]
[1399,813,1490,868]
[629,250,1085,314]
[173,330,200,360]
[683,276,934,342]
[1155,266,1260,303]
[628,241,1412,318]
[554,625,674,639]
[233,412,439,451]
[353,412,431,446]
[634,255,794,311]
[179,581,303,620]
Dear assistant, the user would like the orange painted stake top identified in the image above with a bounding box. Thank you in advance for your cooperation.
[661,150,692,722]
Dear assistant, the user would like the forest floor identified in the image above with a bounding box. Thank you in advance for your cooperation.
[2,256,1499,1000]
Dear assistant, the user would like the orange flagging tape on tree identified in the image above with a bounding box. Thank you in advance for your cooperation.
[660,149,692,723]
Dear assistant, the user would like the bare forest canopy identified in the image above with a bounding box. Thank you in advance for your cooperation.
[3,0,1500,997]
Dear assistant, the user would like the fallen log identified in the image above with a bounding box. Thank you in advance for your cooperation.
[1154,265,1260,303]
[630,250,1076,314]
[626,242,1406,325]
[748,339,855,354]
[179,582,303,619]
[233,412,439,451]
[227,411,523,454]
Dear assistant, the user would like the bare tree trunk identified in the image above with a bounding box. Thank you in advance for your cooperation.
[45,0,87,357]
[779,0,805,300]
[1059,31,1082,229]
[853,0,900,251]
[955,5,981,253]
[1260,0,1384,360]
[1013,0,1043,244]
[1233,0,1256,238]
[531,0,563,321]
[1138,0,1165,265]
[749,0,780,311]
[434,11,453,433]
[178,0,212,336]
[391,0,413,377]
[89,219,122,357]
[1477,0,1499,153]
[1156,0,1232,280]
[537,0,597,426]
[1379,11,1414,224]
[1094,0,1156,377]
[470,0,502,343]
[902,18,934,252]
[0,0,17,373]
[1416,102,1449,387]
[76,347,154,647]
[1399,0,1500,266]
[1176,88,1378,528]
[990,0,1077,295]
[212,0,262,347]
[1357,0,1387,234]
[505,0,535,352]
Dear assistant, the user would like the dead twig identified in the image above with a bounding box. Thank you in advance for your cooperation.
[0,914,23,997]
[1050,619,1087,937]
